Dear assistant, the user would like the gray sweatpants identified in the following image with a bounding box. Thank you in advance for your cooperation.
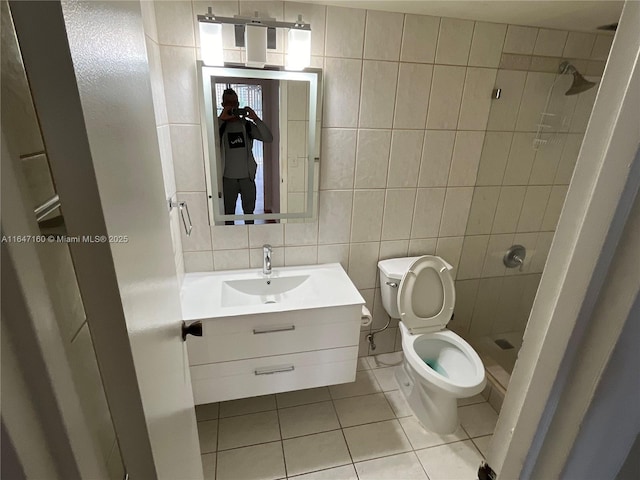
[223,177,256,224]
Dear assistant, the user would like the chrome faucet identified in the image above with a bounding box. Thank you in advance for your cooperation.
[263,244,272,275]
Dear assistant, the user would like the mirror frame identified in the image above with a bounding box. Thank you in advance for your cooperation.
[198,62,320,225]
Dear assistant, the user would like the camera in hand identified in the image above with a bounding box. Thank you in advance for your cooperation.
[231,107,249,117]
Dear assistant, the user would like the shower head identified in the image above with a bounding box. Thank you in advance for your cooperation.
[559,61,597,96]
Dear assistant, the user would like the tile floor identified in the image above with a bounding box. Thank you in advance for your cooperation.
[196,353,498,480]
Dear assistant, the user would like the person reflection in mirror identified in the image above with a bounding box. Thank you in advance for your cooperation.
[218,88,273,225]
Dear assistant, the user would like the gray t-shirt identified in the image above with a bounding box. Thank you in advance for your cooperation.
[219,118,273,179]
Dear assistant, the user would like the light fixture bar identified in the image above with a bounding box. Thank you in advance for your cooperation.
[197,14,311,31]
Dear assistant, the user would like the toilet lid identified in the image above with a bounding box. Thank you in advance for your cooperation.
[397,256,455,334]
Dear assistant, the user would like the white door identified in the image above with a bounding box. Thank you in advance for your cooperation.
[9,1,202,478]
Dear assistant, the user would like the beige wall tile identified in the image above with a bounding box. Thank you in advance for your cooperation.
[529,135,565,185]
[439,187,474,237]
[408,238,437,256]
[533,29,568,57]
[325,6,366,58]
[284,222,318,246]
[354,130,391,188]
[318,190,353,244]
[426,66,466,130]
[359,61,399,129]
[157,126,176,197]
[517,186,551,233]
[318,244,350,269]
[541,185,568,231]
[184,251,214,272]
[530,231,554,272]
[470,277,503,336]
[418,131,456,187]
[171,125,205,192]
[400,14,440,63]
[448,131,486,187]
[452,279,480,333]
[160,45,199,124]
[379,240,410,261]
[492,186,526,234]
[145,38,169,126]
[476,132,512,186]
[466,186,500,235]
[248,223,284,248]
[499,53,531,71]
[382,189,416,240]
[590,34,614,61]
[555,134,583,184]
[285,245,318,266]
[486,70,527,131]
[503,25,538,54]
[320,129,357,189]
[411,188,446,239]
[364,10,404,61]
[348,242,380,289]
[515,72,556,132]
[457,235,490,280]
[351,190,385,242]
[435,17,474,66]
[211,225,249,250]
[387,131,424,188]
[468,22,506,68]
[436,236,464,278]
[458,68,498,131]
[563,32,596,59]
[394,63,433,130]
[323,58,362,128]
[503,133,537,185]
[155,1,195,47]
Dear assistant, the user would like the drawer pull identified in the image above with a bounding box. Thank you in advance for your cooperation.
[254,365,295,376]
[253,325,295,335]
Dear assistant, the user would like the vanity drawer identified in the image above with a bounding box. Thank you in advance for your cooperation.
[187,305,360,365]
[190,346,358,404]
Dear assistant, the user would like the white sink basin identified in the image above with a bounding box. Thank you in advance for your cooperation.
[221,275,311,307]
[181,263,364,319]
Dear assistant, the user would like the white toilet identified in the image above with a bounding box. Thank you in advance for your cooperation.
[378,255,486,434]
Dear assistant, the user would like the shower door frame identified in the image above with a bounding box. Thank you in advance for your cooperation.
[491,2,640,478]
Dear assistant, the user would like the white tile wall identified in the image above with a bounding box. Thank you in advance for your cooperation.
[363,10,404,61]
[400,14,439,63]
[148,1,609,355]
[435,18,474,66]
[325,6,365,58]
[468,22,506,68]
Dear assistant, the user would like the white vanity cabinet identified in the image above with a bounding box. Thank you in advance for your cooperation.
[188,306,360,404]
[180,264,365,405]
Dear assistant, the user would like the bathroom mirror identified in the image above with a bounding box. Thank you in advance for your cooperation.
[198,63,321,225]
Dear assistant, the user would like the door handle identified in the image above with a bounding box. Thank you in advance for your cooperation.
[182,321,202,341]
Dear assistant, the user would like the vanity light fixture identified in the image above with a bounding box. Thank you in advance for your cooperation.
[197,9,311,70]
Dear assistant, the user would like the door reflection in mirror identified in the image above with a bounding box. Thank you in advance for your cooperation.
[214,80,277,224]
[199,65,320,226]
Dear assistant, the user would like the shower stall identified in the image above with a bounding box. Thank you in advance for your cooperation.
[452,56,603,392]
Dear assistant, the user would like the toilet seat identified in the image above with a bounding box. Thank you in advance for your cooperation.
[397,256,455,334]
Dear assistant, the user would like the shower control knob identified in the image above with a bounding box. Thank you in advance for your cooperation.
[182,321,203,341]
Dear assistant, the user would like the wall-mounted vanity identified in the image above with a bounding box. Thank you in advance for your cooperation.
[181,263,364,404]
[198,64,322,226]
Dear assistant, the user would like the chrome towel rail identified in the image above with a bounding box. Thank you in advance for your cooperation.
[169,199,193,237]
[34,194,60,222]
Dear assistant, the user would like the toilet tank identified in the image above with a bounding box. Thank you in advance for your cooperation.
[378,257,422,318]
[378,256,454,319]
